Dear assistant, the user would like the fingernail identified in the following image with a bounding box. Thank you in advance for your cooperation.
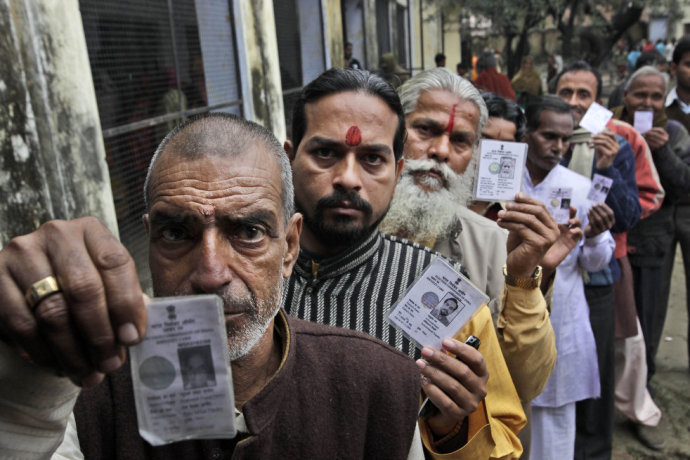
[83,372,104,388]
[421,347,433,358]
[119,323,140,345]
[420,376,430,386]
[100,355,122,373]
[442,338,455,349]
[416,359,427,370]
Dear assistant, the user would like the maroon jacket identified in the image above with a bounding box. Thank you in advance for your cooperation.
[74,311,420,459]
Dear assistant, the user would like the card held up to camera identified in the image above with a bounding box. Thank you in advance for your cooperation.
[546,187,573,225]
[586,174,614,204]
[387,258,488,351]
[633,111,654,134]
[474,139,528,202]
[579,102,613,135]
[130,294,235,446]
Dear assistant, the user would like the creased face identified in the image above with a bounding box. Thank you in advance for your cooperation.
[145,146,300,360]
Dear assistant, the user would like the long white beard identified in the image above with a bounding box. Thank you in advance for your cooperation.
[380,157,476,243]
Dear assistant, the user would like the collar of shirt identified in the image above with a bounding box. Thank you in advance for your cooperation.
[295,230,382,280]
[666,86,690,113]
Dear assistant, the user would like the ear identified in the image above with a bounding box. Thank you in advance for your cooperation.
[282,213,303,279]
[284,140,295,162]
[394,157,405,182]
[671,62,677,78]
[142,214,150,236]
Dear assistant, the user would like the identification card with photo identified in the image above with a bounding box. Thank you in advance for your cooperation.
[130,295,236,446]
[579,102,613,135]
[473,139,528,201]
[634,111,653,134]
[586,174,614,204]
[387,258,489,351]
[546,187,573,225]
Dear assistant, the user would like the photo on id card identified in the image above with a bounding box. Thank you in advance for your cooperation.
[387,258,488,351]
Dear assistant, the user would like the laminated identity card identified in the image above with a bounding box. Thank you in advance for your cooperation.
[634,111,654,134]
[387,258,488,351]
[130,295,235,446]
[586,174,614,204]
[546,187,573,225]
[579,102,613,135]
[473,139,528,202]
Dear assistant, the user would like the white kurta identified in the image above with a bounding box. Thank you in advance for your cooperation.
[523,165,615,408]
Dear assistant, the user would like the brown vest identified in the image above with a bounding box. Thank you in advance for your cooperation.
[74,313,420,459]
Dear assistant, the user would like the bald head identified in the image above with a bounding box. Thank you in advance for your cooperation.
[144,113,294,223]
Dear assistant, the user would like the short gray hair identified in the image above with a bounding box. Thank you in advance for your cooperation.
[398,67,488,145]
[625,65,670,92]
[143,113,295,224]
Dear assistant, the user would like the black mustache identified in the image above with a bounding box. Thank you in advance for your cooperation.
[315,190,373,214]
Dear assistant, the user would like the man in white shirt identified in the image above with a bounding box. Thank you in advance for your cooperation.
[519,95,615,460]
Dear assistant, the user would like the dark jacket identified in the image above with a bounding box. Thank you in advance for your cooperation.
[74,311,420,459]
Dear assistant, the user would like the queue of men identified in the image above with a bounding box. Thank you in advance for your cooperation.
[1,39,689,459]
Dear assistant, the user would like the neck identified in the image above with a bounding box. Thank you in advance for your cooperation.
[526,161,548,185]
[298,227,345,257]
[677,84,690,105]
[231,319,282,410]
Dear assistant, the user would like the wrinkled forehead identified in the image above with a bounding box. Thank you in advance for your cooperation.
[557,70,598,93]
[412,90,480,128]
[628,74,666,92]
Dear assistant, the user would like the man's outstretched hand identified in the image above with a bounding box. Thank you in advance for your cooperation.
[0,217,147,387]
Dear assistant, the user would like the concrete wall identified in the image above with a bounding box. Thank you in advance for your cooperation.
[0,0,117,245]
[236,0,286,141]
[363,0,379,69]
[323,0,343,69]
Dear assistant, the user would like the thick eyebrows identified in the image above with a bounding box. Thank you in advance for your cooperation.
[149,210,199,228]
[303,135,393,156]
[411,117,445,132]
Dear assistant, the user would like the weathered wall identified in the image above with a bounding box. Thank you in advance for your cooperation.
[0,0,117,246]
[323,0,343,69]
[363,0,379,70]
[237,0,286,141]
[421,2,442,70]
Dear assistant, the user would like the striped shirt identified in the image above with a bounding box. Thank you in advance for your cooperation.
[283,230,465,358]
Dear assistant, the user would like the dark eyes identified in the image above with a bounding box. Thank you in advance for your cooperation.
[314,148,335,159]
[236,224,265,242]
[160,226,187,242]
[157,223,267,245]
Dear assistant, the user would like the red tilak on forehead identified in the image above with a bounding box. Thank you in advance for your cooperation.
[345,125,362,146]
[446,104,457,133]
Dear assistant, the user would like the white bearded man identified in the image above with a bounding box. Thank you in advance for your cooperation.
[381,68,566,405]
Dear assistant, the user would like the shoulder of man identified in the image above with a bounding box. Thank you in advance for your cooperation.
[380,231,468,277]
[289,315,413,364]
[287,316,420,405]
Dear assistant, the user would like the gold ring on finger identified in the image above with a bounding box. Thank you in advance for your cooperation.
[25,276,62,310]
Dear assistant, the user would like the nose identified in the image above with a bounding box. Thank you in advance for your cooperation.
[554,137,565,155]
[333,152,363,192]
[565,93,578,108]
[188,229,234,294]
[428,133,451,163]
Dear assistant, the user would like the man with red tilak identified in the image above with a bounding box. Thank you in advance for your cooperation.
[284,68,530,458]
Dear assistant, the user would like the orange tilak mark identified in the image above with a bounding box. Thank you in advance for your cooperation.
[345,125,362,146]
[446,104,457,133]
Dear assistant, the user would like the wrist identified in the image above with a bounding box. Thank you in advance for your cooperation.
[503,264,542,289]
